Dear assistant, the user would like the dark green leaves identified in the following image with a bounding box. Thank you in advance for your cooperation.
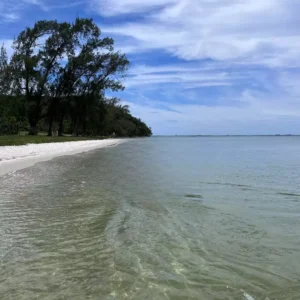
[0,18,151,137]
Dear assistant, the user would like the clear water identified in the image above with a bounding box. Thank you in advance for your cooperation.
[1,137,300,300]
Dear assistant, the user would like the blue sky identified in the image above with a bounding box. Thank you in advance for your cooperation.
[1,0,300,135]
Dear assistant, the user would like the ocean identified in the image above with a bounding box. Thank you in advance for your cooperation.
[1,136,300,299]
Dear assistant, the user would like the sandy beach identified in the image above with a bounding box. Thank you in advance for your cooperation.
[0,139,125,176]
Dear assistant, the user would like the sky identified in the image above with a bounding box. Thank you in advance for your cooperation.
[1,0,300,135]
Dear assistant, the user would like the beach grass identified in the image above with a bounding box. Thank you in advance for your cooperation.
[0,135,107,146]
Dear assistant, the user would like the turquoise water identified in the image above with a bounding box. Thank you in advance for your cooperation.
[1,137,300,299]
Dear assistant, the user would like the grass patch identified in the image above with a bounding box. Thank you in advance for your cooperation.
[0,135,107,146]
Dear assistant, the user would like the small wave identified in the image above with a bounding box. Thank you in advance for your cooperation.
[184,194,203,199]
[243,292,256,300]
[201,181,251,188]
[278,192,300,197]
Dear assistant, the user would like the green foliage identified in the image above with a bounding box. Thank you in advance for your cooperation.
[99,101,152,137]
[0,95,27,135]
[0,18,152,138]
[8,18,130,135]
[0,94,152,138]
[0,44,9,95]
[0,117,19,135]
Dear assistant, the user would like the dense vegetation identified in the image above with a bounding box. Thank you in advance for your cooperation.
[0,18,152,138]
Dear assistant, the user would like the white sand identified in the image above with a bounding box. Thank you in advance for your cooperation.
[0,139,125,176]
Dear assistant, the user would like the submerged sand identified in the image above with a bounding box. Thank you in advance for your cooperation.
[0,139,125,176]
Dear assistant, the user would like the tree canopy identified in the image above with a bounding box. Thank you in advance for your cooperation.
[0,18,152,137]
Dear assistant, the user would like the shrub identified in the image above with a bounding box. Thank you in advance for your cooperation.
[0,117,20,135]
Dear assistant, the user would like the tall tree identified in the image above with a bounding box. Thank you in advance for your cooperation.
[1,18,152,138]
[9,18,129,135]
[51,30,128,136]
[0,44,9,95]
[10,20,67,134]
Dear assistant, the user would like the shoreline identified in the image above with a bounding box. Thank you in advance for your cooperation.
[0,139,126,176]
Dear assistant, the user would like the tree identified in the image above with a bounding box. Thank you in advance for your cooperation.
[1,18,152,138]
[59,38,129,136]
[9,18,129,135]
[0,44,9,95]
[10,20,69,134]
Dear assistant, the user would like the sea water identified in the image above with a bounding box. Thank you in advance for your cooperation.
[1,137,300,299]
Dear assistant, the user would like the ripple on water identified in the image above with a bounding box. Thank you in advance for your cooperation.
[1,138,300,299]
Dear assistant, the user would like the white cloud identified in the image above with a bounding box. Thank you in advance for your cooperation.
[23,0,41,4]
[1,13,19,22]
[90,0,177,16]
[124,63,249,88]
[98,0,300,67]
[278,72,300,97]
[94,0,300,134]
[0,0,40,22]
[118,60,300,134]
[0,0,81,21]
[124,87,300,135]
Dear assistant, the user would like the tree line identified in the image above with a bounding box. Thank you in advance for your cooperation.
[0,18,152,137]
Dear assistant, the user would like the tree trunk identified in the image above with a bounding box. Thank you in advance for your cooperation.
[58,114,64,136]
[82,119,86,136]
[28,98,41,135]
[28,120,38,135]
[72,127,79,137]
[47,117,53,136]
[72,120,79,137]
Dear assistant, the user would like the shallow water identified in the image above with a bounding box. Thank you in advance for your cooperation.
[1,137,300,299]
